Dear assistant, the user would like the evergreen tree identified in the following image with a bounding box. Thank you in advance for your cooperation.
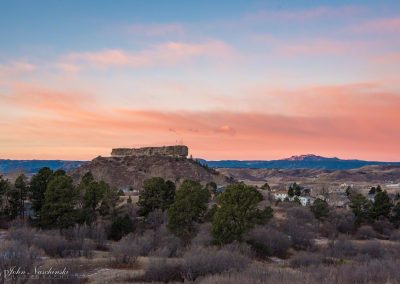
[345,186,352,197]
[390,202,400,227]
[0,176,11,218]
[5,186,20,219]
[212,183,273,244]
[311,198,329,220]
[29,167,53,220]
[138,177,175,216]
[99,186,120,219]
[15,174,28,218]
[369,187,376,195]
[40,174,79,229]
[370,190,393,220]
[77,172,109,225]
[261,182,271,191]
[293,183,302,196]
[109,214,134,241]
[288,185,295,197]
[350,193,371,225]
[293,196,301,205]
[167,180,209,240]
[206,181,218,194]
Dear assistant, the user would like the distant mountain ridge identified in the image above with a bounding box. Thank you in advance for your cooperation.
[1,154,400,174]
[285,154,339,161]
[0,159,84,174]
[197,155,400,170]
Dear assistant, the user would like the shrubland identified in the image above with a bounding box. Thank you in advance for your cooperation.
[1,171,400,283]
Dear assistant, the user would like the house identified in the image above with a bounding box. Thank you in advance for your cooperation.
[274,192,288,201]
[273,192,314,206]
[298,196,314,206]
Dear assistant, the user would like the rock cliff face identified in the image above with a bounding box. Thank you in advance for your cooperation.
[111,145,188,158]
[70,155,231,191]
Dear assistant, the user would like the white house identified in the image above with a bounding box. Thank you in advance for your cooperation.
[273,193,314,206]
[274,193,288,201]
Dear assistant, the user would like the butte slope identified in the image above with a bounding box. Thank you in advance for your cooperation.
[70,155,231,190]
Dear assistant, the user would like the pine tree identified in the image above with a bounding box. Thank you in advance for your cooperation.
[350,193,372,225]
[40,174,79,229]
[15,174,28,218]
[370,190,393,220]
[30,167,53,220]
[167,180,209,240]
[212,183,273,244]
[138,177,175,216]
[311,198,329,220]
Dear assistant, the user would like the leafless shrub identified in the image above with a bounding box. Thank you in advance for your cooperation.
[32,232,83,257]
[330,258,400,284]
[358,241,385,259]
[390,230,400,241]
[61,224,107,249]
[290,251,323,268]
[111,229,159,264]
[197,258,400,284]
[0,240,43,275]
[8,226,36,247]
[182,246,250,281]
[150,226,182,258]
[198,263,308,284]
[191,223,213,247]
[287,207,316,224]
[327,210,355,234]
[111,234,139,264]
[223,241,254,258]
[372,218,394,236]
[246,226,291,258]
[356,225,377,240]
[326,236,356,258]
[145,209,167,230]
[140,258,183,282]
[283,219,315,250]
[278,201,299,209]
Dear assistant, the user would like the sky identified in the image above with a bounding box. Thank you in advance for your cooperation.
[0,0,399,161]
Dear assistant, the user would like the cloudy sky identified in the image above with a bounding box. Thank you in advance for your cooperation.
[0,0,399,161]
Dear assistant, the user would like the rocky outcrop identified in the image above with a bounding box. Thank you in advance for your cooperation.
[70,155,232,191]
[111,145,188,158]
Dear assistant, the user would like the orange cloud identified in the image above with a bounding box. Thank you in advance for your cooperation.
[0,82,399,161]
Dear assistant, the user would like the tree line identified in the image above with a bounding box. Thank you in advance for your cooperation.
[0,168,273,244]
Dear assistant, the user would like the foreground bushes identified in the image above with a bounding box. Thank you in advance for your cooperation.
[290,252,323,267]
[183,246,250,280]
[246,226,291,258]
[138,246,250,282]
[283,219,315,250]
[111,226,182,264]
[197,259,400,284]
[8,226,95,258]
[0,240,43,274]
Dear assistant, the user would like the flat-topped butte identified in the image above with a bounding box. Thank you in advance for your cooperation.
[111,145,189,158]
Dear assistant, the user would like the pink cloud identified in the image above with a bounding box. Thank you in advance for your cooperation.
[1,82,399,161]
[0,61,36,76]
[61,40,235,69]
[352,18,400,34]
[278,39,351,56]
